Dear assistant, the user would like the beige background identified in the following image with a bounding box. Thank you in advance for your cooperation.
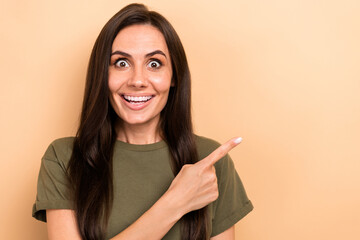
[1,0,359,239]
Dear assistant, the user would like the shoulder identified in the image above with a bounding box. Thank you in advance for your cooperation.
[194,134,235,174]
[194,135,222,159]
[42,137,75,166]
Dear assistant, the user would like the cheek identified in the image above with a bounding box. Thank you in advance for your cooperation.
[108,71,120,92]
[149,72,173,93]
[108,72,122,109]
[108,89,117,111]
[108,70,115,89]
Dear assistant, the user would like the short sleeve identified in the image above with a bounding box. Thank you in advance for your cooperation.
[210,154,253,237]
[32,139,74,222]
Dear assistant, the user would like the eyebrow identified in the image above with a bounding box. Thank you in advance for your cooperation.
[111,50,167,59]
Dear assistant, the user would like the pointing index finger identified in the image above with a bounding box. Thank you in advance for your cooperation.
[200,137,242,167]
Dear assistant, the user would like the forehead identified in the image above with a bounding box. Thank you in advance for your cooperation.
[112,24,169,55]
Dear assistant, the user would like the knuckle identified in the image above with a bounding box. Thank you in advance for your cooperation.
[210,174,217,183]
[199,164,209,174]
[217,148,225,157]
[213,181,218,190]
[182,164,191,169]
[211,190,219,201]
[180,164,191,173]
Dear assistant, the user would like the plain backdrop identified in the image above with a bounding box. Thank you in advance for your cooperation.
[0,0,359,239]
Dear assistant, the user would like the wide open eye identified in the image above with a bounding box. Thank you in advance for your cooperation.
[115,59,130,68]
[147,60,161,69]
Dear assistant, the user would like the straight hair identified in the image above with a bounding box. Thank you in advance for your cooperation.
[67,3,209,240]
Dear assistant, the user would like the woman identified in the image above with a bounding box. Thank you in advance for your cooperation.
[32,3,253,240]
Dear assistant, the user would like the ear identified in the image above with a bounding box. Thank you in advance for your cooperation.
[171,78,175,87]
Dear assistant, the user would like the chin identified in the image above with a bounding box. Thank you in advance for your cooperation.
[122,115,157,126]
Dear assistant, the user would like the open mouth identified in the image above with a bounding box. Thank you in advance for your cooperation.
[122,95,154,104]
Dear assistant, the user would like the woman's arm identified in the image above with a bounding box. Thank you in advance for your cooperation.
[47,167,208,240]
[47,209,235,240]
[47,138,240,240]
[210,226,235,240]
[47,209,81,240]
[47,190,182,240]
[110,190,182,240]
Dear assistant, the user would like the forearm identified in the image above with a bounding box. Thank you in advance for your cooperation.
[110,191,183,240]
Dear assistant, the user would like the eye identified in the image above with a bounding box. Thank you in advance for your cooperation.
[147,60,161,69]
[114,59,129,68]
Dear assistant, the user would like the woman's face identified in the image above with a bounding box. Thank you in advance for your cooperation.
[108,24,173,128]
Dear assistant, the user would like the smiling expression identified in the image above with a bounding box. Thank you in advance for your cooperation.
[108,24,173,129]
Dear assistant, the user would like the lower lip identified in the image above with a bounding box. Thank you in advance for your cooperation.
[120,95,154,111]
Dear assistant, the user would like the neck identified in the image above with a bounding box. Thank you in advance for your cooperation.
[115,118,162,145]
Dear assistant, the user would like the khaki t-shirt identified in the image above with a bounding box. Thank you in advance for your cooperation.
[32,135,253,239]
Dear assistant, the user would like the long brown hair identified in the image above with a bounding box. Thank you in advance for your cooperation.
[67,3,209,240]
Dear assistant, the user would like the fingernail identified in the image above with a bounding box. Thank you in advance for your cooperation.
[234,137,243,144]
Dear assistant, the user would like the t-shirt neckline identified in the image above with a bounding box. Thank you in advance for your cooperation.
[115,139,167,151]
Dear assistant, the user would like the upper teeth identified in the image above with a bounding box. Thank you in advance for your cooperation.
[123,95,152,102]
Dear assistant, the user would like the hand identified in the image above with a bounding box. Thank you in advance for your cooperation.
[165,137,243,215]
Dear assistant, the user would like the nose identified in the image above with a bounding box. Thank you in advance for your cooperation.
[127,66,148,88]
